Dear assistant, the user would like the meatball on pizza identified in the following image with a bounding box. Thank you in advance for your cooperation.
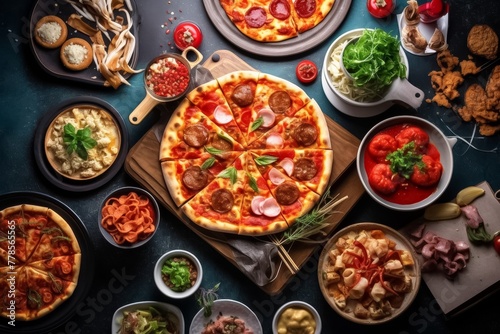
[160,71,333,236]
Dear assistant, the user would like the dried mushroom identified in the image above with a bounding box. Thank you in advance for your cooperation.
[403,0,420,26]
[402,25,427,53]
[428,28,447,51]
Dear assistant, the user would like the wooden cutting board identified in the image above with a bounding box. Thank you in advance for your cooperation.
[124,50,365,295]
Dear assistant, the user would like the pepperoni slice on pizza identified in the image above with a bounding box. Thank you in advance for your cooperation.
[291,0,336,33]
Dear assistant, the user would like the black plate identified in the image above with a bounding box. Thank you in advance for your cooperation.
[203,0,352,57]
[34,96,129,192]
[29,0,140,86]
[0,191,95,334]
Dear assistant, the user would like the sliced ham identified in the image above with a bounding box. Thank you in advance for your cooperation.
[265,133,284,148]
[260,197,281,217]
[268,167,286,185]
[257,108,276,128]
[251,196,266,215]
[278,157,294,176]
[461,205,483,229]
[213,105,233,125]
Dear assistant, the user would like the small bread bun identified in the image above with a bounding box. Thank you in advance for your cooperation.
[60,38,93,71]
[34,15,68,49]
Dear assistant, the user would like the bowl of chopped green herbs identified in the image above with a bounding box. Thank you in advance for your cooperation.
[154,249,203,299]
[323,28,424,111]
[357,116,455,211]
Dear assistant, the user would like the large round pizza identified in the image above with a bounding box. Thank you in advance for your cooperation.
[0,204,81,321]
[160,70,333,236]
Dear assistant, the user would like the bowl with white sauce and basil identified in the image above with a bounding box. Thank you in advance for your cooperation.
[44,103,122,181]
[322,28,424,117]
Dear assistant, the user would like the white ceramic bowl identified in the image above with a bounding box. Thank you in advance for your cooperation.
[154,249,203,299]
[272,301,321,334]
[357,116,456,211]
[322,28,423,113]
[98,186,160,248]
[111,301,184,334]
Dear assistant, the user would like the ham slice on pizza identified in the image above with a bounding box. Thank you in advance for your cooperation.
[159,98,245,161]
[250,148,333,195]
[186,79,247,146]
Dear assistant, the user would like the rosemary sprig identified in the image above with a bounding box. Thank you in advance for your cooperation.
[196,282,220,317]
[280,188,348,245]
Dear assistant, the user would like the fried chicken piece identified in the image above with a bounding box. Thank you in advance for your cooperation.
[432,92,452,108]
[458,83,500,134]
[467,25,498,60]
[442,71,464,100]
[437,49,459,72]
[485,65,500,110]
[479,123,500,136]
[460,59,479,76]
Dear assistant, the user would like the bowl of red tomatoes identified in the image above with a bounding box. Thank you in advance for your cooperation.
[357,116,456,211]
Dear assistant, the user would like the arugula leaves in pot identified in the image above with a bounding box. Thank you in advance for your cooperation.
[63,123,97,160]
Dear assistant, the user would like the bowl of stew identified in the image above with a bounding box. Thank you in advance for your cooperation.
[357,116,456,211]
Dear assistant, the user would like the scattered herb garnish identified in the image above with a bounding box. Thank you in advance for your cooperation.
[205,146,224,156]
[217,167,237,185]
[250,116,264,132]
[386,141,424,179]
[217,132,233,144]
[196,282,220,317]
[281,188,349,244]
[48,272,63,293]
[342,28,406,93]
[63,123,97,160]
[254,155,278,166]
[27,289,42,309]
[161,258,192,292]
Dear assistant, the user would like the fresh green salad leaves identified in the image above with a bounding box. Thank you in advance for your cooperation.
[196,282,220,317]
[342,29,406,93]
[386,142,424,179]
[63,123,97,160]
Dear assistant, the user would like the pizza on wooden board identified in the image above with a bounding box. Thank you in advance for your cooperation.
[0,204,81,321]
[219,0,336,42]
[160,70,333,236]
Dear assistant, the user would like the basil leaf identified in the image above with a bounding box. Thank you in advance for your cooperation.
[217,132,233,144]
[254,155,278,166]
[205,146,224,155]
[250,117,264,132]
[76,142,88,160]
[247,172,259,193]
[218,167,237,185]
[63,123,76,143]
[201,156,216,170]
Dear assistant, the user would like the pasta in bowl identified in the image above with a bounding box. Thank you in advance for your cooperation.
[318,222,421,324]
[322,29,423,111]
[98,186,160,248]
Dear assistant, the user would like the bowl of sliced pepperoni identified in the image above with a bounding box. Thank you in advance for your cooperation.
[357,116,456,211]
[98,186,160,248]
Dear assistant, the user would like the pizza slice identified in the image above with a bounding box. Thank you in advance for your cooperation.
[219,0,298,42]
[161,151,243,207]
[186,79,247,146]
[28,254,81,283]
[159,98,245,161]
[181,153,247,234]
[246,72,311,144]
[217,70,259,141]
[248,99,331,149]
[23,266,77,320]
[252,153,320,226]
[29,209,80,262]
[291,0,336,33]
[250,148,333,195]
[239,152,288,235]
[0,266,29,320]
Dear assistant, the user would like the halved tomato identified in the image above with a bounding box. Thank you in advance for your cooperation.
[173,21,203,50]
[296,60,318,84]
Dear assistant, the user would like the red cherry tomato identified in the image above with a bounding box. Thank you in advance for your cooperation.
[296,60,318,84]
[366,0,395,18]
[494,233,500,255]
[173,21,203,50]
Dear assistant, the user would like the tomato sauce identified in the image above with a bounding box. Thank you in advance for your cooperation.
[364,123,441,205]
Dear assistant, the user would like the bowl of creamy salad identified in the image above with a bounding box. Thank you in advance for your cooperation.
[44,103,122,180]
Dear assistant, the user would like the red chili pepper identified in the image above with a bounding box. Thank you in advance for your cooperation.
[379,268,399,296]
[354,240,371,267]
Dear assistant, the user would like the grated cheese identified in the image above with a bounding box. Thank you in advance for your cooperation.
[62,43,88,65]
[37,22,62,44]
